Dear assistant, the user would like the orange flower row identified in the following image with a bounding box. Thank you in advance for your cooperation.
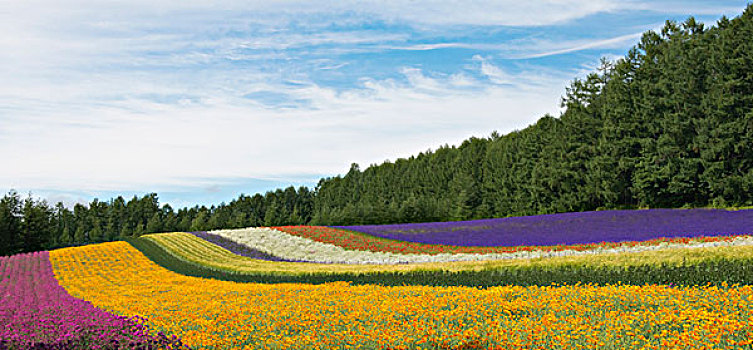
[50,242,753,350]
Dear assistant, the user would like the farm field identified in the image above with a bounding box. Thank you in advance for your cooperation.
[49,241,753,350]
[275,209,753,256]
[3,209,753,349]
[189,231,301,262]
[190,226,753,264]
[331,208,753,248]
[139,231,753,285]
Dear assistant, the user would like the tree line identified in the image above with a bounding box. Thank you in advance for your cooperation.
[0,187,313,256]
[2,7,753,256]
[313,8,753,224]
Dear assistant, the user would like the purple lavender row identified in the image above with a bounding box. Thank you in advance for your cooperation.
[0,251,187,350]
[189,231,308,262]
[335,209,753,247]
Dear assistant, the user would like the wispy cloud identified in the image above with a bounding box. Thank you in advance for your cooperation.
[511,31,646,59]
[1,65,566,192]
[391,43,467,51]
[2,0,748,206]
[3,0,621,28]
[614,1,749,16]
[472,55,513,85]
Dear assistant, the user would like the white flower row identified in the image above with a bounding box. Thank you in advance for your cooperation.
[209,227,753,265]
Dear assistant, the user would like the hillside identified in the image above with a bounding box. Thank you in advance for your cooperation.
[314,8,753,225]
[6,221,753,349]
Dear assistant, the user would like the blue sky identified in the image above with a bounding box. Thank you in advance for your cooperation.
[1,0,749,208]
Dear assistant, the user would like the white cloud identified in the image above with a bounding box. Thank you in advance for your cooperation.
[513,31,645,59]
[399,68,446,93]
[448,73,477,87]
[472,55,513,84]
[3,0,744,201]
[391,43,466,51]
[386,31,646,59]
[2,1,621,29]
[613,1,749,16]
[1,65,566,192]
[363,0,620,26]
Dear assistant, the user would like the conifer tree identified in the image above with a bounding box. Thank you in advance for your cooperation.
[0,191,22,256]
[73,225,86,244]
[146,212,163,234]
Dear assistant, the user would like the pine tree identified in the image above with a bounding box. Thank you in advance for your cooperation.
[450,171,477,221]
[119,224,132,239]
[190,210,209,231]
[105,219,117,242]
[59,226,72,246]
[20,197,53,253]
[146,212,163,234]
[264,201,281,226]
[229,211,247,229]
[0,191,22,256]
[73,225,86,244]
[134,222,145,237]
[89,223,103,243]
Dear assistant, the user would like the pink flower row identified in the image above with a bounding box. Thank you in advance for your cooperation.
[0,251,186,350]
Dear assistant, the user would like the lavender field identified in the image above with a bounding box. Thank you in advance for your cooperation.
[336,209,753,247]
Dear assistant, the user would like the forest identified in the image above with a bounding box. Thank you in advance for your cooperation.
[2,7,752,256]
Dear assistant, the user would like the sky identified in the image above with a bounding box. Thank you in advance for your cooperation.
[1,0,749,208]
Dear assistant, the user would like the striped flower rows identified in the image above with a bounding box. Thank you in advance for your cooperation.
[142,231,753,281]
[49,241,753,350]
[189,231,304,262]
[211,227,753,264]
[277,225,753,255]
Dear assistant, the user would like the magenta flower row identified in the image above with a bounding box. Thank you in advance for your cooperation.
[0,251,187,350]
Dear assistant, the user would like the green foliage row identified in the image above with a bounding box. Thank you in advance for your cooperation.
[126,237,753,287]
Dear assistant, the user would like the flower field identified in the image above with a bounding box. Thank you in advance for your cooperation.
[146,231,753,274]
[4,209,753,349]
[47,241,753,350]
[190,231,303,262]
[0,251,185,349]
[211,227,581,264]
[335,208,753,247]
[134,231,753,288]
[173,226,753,264]
[275,224,753,256]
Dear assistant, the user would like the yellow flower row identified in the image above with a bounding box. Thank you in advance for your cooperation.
[50,241,753,350]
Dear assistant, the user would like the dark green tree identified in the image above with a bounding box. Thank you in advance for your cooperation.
[146,212,163,233]
[19,197,53,253]
[0,191,22,256]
